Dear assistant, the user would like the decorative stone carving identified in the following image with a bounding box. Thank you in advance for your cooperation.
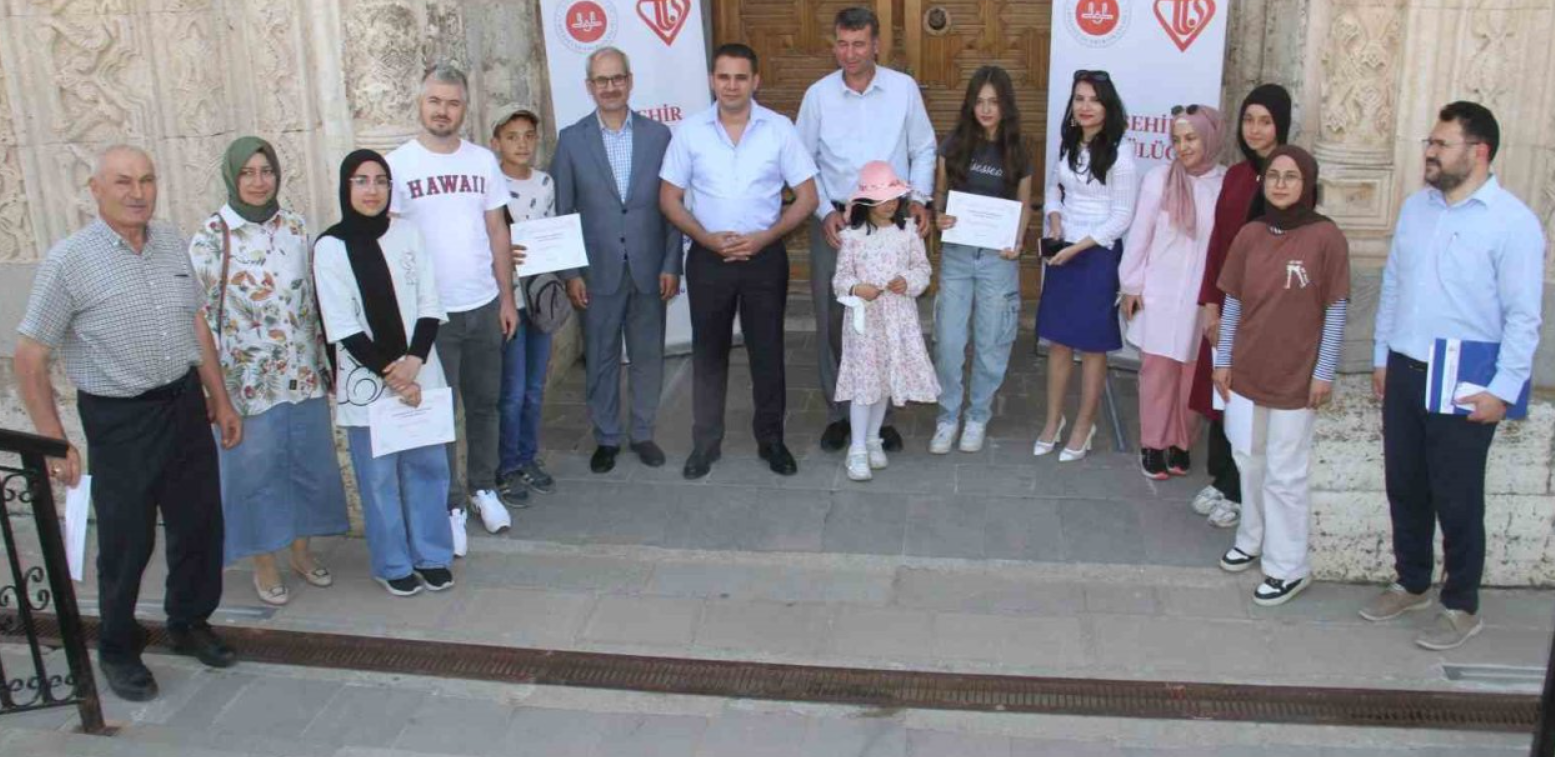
[246,0,309,133]
[1319,4,1402,150]
[424,0,469,71]
[1314,1,1404,240]
[0,54,35,263]
[156,12,227,138]
[23,0,134,14]
[33,15,153,143]
[1461,9,1516,114]
[344,0,422,133]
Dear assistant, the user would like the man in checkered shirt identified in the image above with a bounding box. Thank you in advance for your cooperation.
[14,145,244,703]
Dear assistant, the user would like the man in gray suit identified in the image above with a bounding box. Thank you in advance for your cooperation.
[553,47,683,473]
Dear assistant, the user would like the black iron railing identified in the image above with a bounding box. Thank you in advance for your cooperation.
[0,428,103,733]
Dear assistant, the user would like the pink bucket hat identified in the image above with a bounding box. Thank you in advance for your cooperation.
[847,161,911,206]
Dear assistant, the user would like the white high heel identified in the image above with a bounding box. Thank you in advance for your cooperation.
[1032,416,1067,456]
[1058,425,1097,462]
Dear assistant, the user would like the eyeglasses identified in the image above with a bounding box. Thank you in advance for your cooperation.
[347,176,390,188]
[1170,104,1201,116]
[238,167,276,180]
[1420,138,1481,151]
[1073,70,1111,83]
[1264,170,1303,186]
[588,74,630,89]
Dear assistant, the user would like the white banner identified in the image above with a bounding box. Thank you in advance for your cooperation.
[1044,1,1230,186]
[538,0,711,353]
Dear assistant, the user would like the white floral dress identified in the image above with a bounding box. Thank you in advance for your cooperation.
[832,218,941,406]
[187,205,328,417]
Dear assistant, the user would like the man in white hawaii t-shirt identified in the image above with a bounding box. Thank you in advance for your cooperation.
[387,63,520,549]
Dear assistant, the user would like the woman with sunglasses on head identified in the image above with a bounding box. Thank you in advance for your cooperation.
[1033,70,1138,462]
[314,149,456,598]
[187,137,349,606]
[1118,105,1226,480]
[929,65,1033,454]
[1189,84,1293,527]
[1212,145,1349,607]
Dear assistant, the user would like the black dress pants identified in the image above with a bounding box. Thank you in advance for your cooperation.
[77,370,224,663]
[1206,419,1241,503]
[686,240,788,452]
[1383,351,1497,614]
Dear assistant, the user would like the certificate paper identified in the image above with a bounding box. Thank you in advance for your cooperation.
[369,387,456,458]
[511,214,589,277]
[941,190,1023,252]
[65,475,90,582]
[1223,391,1256,455]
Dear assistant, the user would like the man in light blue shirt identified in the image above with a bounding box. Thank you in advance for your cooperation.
[661,43,819,480]
[797,6,936,453]
[1363,101,1545,650]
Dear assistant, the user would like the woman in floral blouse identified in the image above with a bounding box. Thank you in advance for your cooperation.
[187,136,349,606]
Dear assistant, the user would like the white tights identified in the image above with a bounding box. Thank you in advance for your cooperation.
[849,399,889,453]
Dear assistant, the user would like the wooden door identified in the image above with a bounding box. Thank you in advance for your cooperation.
[713,0,1053,294]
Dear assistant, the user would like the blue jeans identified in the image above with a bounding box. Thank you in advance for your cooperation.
[933,242,1020,425]
[346,426,454,580]
[498,312,553,476]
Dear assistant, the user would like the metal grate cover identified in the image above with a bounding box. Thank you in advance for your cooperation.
[6,614,1538,733]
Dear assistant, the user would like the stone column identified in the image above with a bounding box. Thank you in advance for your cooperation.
[1311,0,1406,259]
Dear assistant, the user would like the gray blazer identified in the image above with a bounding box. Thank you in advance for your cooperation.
[552,111,683,297]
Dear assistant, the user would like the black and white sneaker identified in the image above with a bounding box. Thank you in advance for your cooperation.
[376,575,423,597]
[1253,576,1308,606]
[1219,547,1260,573]
[497,475,532,508]
[414,567,455,591]
[1140,448,1169,480]
[515,460,556,494]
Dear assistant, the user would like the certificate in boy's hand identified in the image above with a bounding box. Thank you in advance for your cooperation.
[511,214,590,277]
[369,387,456,458]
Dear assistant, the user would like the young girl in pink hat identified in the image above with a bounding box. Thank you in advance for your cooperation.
[832,161,941,482]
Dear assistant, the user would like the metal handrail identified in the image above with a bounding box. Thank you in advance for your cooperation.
[0,427,105,734]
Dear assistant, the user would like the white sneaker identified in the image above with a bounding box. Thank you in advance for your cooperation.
[846,450,873,481]
[449,508,469,558]
[866,440,888,469]
[1206,499,1241,529]
[958,421,987,453]
[1191,485,1226,516]
[929,422,958,454]
[470,489,511,534]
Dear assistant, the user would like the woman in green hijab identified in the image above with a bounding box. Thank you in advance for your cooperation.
[187,136,348,606]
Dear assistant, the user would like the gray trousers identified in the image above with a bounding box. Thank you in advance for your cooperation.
[435,296,503,507]
[808,218,892,425]
[583,283,666,446]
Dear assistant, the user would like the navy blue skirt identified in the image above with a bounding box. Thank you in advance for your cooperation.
[1036,240,1123,353]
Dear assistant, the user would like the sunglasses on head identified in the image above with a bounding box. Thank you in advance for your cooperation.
[1073,70,1111,83]
[1171,104,1201,116]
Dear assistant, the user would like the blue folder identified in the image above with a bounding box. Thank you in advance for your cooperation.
[1425,338,1530,420]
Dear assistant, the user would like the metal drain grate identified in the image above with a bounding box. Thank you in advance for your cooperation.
[6,614,1539,732]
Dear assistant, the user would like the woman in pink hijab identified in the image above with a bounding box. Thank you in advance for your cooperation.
[1118,105,1227,480]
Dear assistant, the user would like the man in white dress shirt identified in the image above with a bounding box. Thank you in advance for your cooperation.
[660,43,819,479]
[797,5,937,453]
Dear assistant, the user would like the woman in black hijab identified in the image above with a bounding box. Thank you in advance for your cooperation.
[1188,84,1294,527]
[314,150,455,598]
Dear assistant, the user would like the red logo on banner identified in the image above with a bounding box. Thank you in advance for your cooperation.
[1154,0,1216,52]
[1074,0,1121,37]
[637,0,690,46]
[565,1,610,44]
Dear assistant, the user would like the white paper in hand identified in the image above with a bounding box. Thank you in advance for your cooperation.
[1453,382,1489,413]
[369,387,456,458]
[1211,349,1226,411]
[64,475,90,582]
[1223,392,1255,455]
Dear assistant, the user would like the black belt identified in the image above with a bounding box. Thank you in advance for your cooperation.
[82,369,199,403]
[1391,351,1428,372]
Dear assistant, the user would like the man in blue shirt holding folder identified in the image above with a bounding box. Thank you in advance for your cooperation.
[1363,101,1545,650]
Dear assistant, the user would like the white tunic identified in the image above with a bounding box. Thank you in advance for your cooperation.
[313,219,449,427]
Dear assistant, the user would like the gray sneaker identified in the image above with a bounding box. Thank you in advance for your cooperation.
[1415,609,1483,651]
[1359,583,1432,622]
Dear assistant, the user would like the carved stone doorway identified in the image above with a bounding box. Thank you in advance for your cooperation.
[712,0,1053,294]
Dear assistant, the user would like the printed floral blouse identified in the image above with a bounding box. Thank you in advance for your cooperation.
[187,205,329,417]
